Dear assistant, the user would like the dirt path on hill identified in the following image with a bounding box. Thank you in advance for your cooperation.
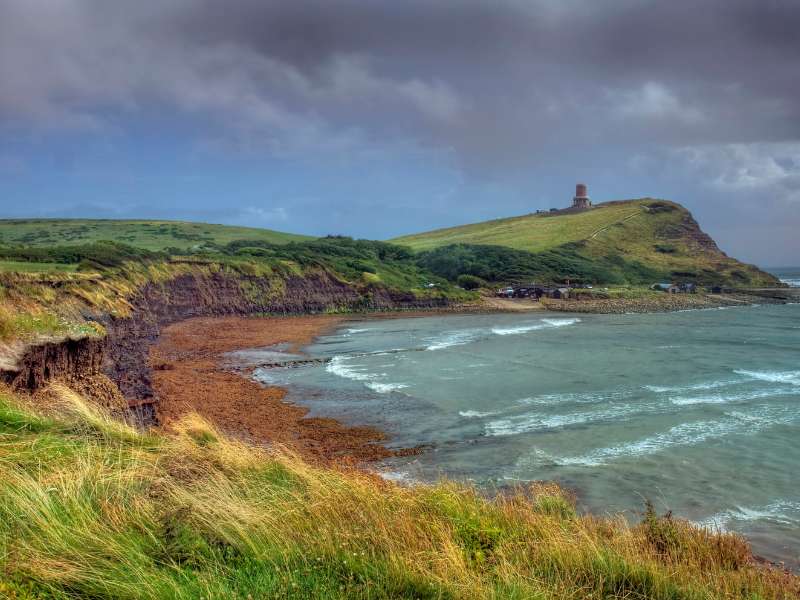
[149,315,410,463]
[587,208,643,240]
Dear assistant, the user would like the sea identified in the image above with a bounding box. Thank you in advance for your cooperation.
[775,267,800,289]
[252,269,800,567]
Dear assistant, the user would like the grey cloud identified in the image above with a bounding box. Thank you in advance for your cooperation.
[0,0,799,262]
[4,1,799,149]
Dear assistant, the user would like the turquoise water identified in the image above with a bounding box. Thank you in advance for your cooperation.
[253,301,800,567]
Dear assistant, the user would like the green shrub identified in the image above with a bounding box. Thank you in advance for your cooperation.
[416,242,664,285]
[456,274,486,290]
[0,241,163,269]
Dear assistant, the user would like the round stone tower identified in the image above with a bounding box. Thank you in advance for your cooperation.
[572,183,591,209]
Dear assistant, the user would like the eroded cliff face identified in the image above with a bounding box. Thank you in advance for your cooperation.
[0,335,128,417]
[1,336,105,391]
[2,268,449,416]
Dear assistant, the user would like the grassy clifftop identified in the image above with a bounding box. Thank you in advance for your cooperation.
[0,385,795,599]
[0,238,469,344]
[393,199,778,287]
[0,219,312,251]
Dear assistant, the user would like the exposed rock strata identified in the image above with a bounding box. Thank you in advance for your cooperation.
[2,270,450,412]
[1,336,105,391]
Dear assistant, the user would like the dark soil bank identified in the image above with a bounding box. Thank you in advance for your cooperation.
[2,269,452,431]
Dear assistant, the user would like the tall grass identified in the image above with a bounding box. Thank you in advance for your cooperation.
[0,306,104,342]
[0,386,796,599]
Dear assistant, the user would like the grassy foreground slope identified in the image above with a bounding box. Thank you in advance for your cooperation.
[394,199,778,286]
[0,219,312,251]
[1,386,796,600]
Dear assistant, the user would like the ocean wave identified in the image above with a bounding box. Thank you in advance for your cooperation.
[556,407,796,466]
[644,379,739,394]
[491,323,546,336]
[326,355,407,393]
[427,317,582,348]
[512,447,561,470]
[491,317,581,336]
[485,404,638,436]
[459,410,497,418]
[345,327,370,334]
[734,369,800,386]
[696,500,800,532]
[425,329,481,351]
[541,318,581,327]
[370,348,414,356]
[519,389,632,406]
[645,369,800,395]
[670,387,797,406]
[366,382,409,393]
[326,355,384,382]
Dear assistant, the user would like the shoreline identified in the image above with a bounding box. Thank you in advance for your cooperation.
[145,297,787,463]
[145,306,534,463]
[145,307,800,573]
[540,292,787,314]
[149,314,418,463]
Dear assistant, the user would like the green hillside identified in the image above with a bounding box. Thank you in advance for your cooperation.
[393,199,778,286]
[0,219,312,251]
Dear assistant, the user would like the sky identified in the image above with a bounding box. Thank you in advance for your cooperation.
[0,1,798,266]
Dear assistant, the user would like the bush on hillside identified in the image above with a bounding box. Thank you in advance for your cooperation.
[0,241,163,269]
[221,237,428,287]
[456,274,486,290]
[416,243,657,285]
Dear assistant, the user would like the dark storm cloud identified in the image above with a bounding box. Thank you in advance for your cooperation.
[0,0,798,262]
[3,1,799,150]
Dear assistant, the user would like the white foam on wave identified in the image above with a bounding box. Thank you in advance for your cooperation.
[734,369,800,386]
[697,500,800,532]
[646,369,800,396]
[485,404,640,437]
[644,379,738,394]
[513,447,561,470]
[326,355,380,382]
[425,329,481,351]
[345,327,370,334]
[779,277,800,288]
[459,410,497,418]
[670,387,797,406]
[426,317,581,348]
[492,317,581,336]
[519,388,632,406]
[541,318,581,327]
[327,355,407,393]
[366,382,409,393]
[491,323,546,336]
[556,406,796,466]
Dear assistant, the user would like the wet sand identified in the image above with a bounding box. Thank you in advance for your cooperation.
[149,314,409,463]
